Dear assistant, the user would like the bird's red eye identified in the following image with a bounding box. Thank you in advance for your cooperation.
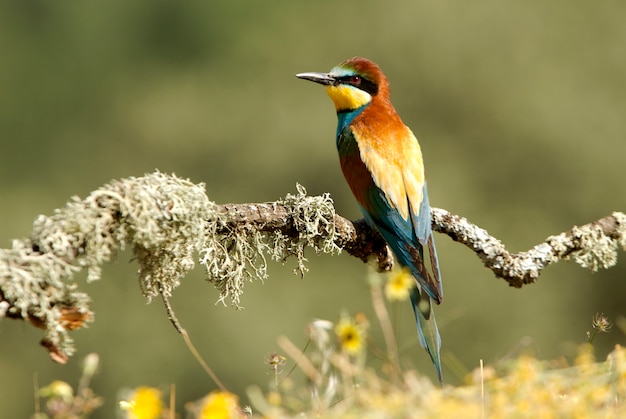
[349,75,361,86]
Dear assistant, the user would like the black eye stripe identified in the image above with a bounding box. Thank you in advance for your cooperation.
[336,75,379,96]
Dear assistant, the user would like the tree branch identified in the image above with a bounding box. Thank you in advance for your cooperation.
[215,203,626,287]
[1,172,624,361]
[430,208,626,287]
[215,203,393,273]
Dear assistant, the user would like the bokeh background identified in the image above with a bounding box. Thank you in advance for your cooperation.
[1,1,625,417]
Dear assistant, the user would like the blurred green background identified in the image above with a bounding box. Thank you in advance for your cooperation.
[1,0,625,417]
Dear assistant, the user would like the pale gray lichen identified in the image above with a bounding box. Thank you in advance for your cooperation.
[0,171,212,356]
[283,184,342,258]
[116,172,213,300]
[613,211,626,250]
[0,239,91,354]
[560,223,622,272]
[519,214,626,279]
[275,184,341,277]
[200,184,340,308]
[201,213,271,308]
[432,207,626,287]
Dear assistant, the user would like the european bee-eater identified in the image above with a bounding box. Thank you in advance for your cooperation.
[297,57,444,382]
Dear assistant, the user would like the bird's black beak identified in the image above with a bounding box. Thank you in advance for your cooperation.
[295,72,336,86]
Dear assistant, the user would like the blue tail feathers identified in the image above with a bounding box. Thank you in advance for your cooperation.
[410,287,443,384]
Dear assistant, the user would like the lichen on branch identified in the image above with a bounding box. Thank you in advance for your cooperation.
[0,171,213,360]
[200,184,342,309]
[431,208,626,287]
[0,171,624,361]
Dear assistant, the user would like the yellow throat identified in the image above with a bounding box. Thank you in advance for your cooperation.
[325,84,372,112]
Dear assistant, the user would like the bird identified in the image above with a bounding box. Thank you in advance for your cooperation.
[296,57,444,383]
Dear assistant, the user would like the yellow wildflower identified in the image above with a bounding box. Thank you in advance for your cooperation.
[335,316,365,355]
[385,268,414,301]
[200,391,241,419]
[120,386,163,419]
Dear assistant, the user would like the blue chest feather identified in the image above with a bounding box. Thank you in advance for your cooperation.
[335,106,367,145]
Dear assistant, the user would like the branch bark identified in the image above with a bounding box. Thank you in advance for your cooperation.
[0,172,624,361]
[430,209,626,287]
[216,202,626,288]
[215,203,393,272]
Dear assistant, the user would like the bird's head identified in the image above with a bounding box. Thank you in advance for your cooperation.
[296,57,388,113]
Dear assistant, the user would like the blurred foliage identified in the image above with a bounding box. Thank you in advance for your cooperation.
[1,0,625,417]
[33,318,626,418]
